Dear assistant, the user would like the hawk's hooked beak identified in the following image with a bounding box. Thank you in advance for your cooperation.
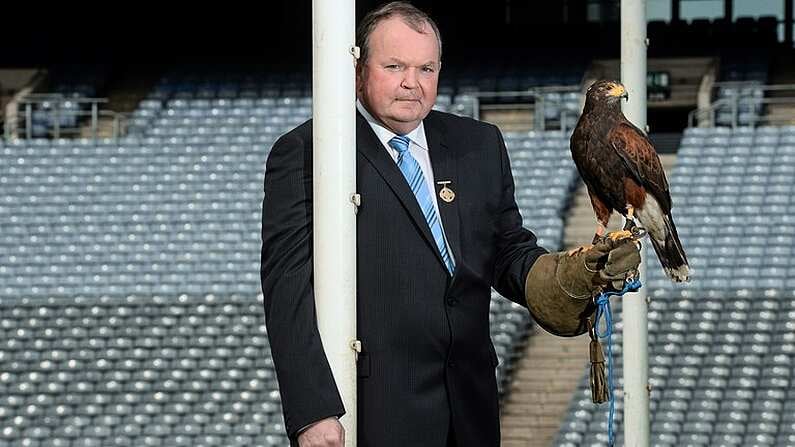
[608,83,628,101]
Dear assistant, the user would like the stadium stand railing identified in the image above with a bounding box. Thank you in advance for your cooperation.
[5,94,128,140]
[689,83,795,128]
[453,85,583,133]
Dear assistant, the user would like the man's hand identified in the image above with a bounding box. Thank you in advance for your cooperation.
[556,235,641,297]
[583,236,641,291]
[298,417,345,447]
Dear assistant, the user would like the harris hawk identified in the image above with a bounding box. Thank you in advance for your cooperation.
[570,80,689,282]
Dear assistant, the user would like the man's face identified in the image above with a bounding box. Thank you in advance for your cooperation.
[357,16,440,135]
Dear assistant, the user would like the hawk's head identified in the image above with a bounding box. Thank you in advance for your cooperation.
[586,80,629,104]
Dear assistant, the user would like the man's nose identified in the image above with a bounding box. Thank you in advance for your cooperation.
[401,68,419,89]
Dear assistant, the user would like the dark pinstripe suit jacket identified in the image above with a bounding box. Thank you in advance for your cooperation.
[260,110,547,447]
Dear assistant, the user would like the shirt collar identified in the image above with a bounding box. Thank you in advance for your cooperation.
[357,100,428,151]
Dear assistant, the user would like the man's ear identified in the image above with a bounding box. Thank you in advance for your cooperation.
[355,63,364,94]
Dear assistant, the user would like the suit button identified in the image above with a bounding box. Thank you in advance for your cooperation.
[448,359,455,368]
[446,296,457,306]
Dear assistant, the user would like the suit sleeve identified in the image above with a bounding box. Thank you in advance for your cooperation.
[260,129,346,440]
[490,124,549,306]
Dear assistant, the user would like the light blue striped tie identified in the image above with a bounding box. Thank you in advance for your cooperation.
[388,135,455,275]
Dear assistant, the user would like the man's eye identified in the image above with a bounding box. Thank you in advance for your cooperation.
[422,66,435,73]
[385,64,401,71]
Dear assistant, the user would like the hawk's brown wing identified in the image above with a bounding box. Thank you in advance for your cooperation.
[607,121,671,212]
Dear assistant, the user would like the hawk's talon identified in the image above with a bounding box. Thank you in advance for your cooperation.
[606,230,632,241]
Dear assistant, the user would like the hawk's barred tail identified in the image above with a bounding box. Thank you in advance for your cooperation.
[649,213,690,282]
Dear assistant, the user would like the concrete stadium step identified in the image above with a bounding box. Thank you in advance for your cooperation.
[502,414,568,430]
[482,107,535,133]
[500,326,590,447]
[765,104,795,125]
[511,371,585,385]
[502,390,577,404]
[79,116,124,139]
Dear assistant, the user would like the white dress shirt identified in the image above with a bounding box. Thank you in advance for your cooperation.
[357,101,455,265]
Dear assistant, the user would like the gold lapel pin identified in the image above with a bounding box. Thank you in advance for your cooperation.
[437,180,455,203]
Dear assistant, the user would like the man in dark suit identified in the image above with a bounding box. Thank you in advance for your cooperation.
[260,2,641,446]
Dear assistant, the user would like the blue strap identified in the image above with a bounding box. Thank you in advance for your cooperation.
[592,278,642,447]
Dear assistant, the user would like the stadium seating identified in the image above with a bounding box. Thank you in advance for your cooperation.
[553,125,795,447]
[0,136,263,298]
[0,71,582,444]
[0,293,287,446]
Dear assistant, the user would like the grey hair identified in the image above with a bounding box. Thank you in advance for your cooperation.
[356,1,442,65]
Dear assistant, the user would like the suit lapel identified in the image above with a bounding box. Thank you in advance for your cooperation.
[356,112,444,268]
[425,113,463,275]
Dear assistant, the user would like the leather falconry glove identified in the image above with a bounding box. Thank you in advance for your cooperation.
[523,236,641,337]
